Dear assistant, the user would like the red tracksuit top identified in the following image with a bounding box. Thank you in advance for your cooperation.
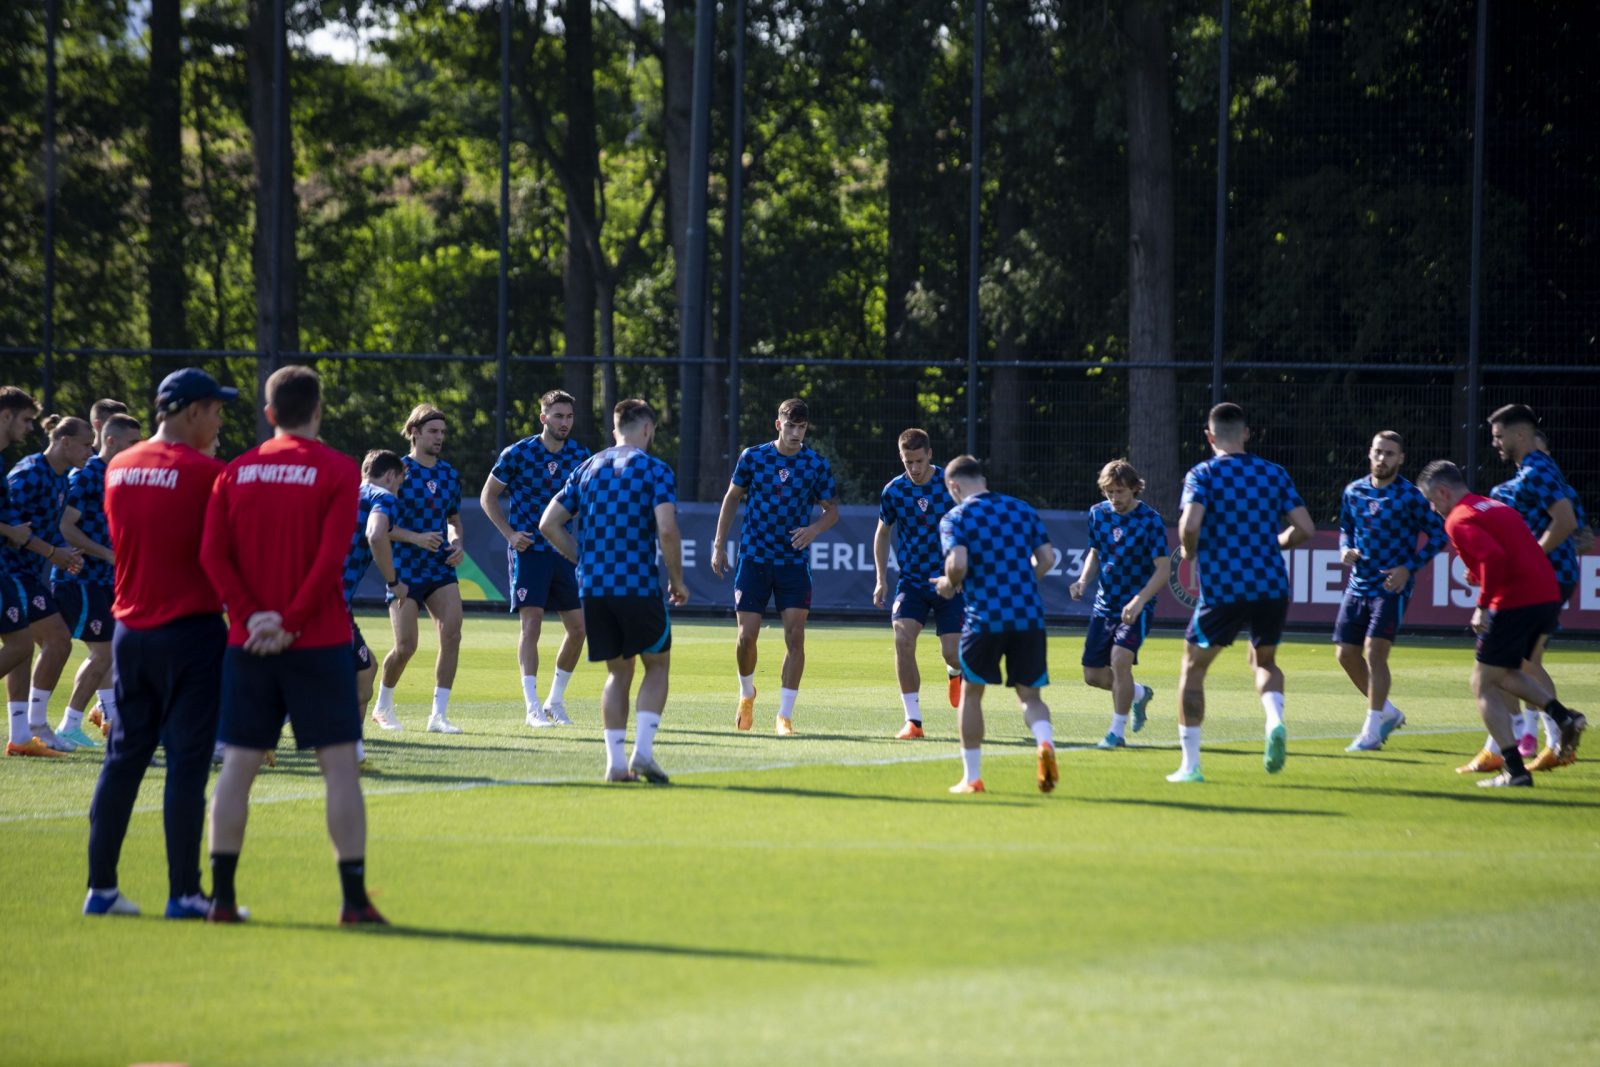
[105,439,227,629]
[1444,493,1560,611]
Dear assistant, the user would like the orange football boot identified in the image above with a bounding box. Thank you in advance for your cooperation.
[895,720,924,740]
[1037,741,1059,794]
[1455,749,1504,774]
[948,778,985,794]
[735,689,755,731]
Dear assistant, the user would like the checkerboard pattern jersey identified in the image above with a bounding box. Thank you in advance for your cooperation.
[555,445,677,598]
[1491,450,1580,588]
[939,492,1051,633]
[1086,499,1167,616]
[1338,475,1445,597]
[54,454,113,586]
[1181,452,1305,606]
[731,443,836,564]
[490,434,593,551]
[879,466,954,583]
[4,452,68,581]
[343,482,399,605]
[393,455,461,586]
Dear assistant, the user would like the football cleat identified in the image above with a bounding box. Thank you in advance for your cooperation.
[370,706,403,731]
[1131,686,1154,733]
[948,778,985,794]
[1517,734,1538,759]
[1264,724,1287,774]
[735,690,756,731]
[1095,731,1126,750]
[895,720,924,740]
[1557,712,1587,764]
[426,713,463,735]
[1165,767,1205,783]
[947,673,962,709]
[59,725,100,749]
[1477,769,1534,788]
[1528,747,1560,772]
[1345,735,1383,752]
[1455,749,1504,774]
[603,768,639,783]
[1377,710,1407,742]
[206,902,250,924]
[83,889,140,917]
[628,753,671,784]
[35,725,77,753]
[6,737,67,759]
[525,707,556,729]
[339,903,389,926]
[88,706,107,734]
[775,715,796,738]
[165,894,212,920]
[546,701,573,726]
[1037,741,1058,794]
[261,750,276,769]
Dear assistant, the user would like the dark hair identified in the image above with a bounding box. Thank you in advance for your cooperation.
[0,386,38,417]
[1208,402,1247,434]
[614,398,656,430]
[1417,459,1466,491]
[1374,430,1403,448]
[103,413,141,436]
[265,364,321,428]
[540,389,576,412]
[1488,403,1538,429]
[778,398,809,423]
[945,454,984,482]
[403,403,447,437]
[362,448,405,481]
[90,398,128,424]
[898,428,931,453]
[1097,458,1145,494]
[43,414,92,441]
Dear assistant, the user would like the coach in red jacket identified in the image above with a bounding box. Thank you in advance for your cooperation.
[1417,460,1587,787]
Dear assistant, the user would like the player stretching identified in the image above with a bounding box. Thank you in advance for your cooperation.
[711,398,838,736]
[371,404,466,734]
[1336,431,1446,751]
[873,429,963,739]
[340,449,411,765]
[1417,460,1586,787]
[1171,403,1314,783]
[1070,459,1168,750]
[3,415,91,751]
[53,412,143,747]
[201,365,383,923]
[935,456,1058,795]
[481,389,591,728]
[541,399,688,782]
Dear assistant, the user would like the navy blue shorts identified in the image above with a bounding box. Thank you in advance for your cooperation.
[1475,601,1561,669]
[1187,597,1288,650]
[351,618,374,672]
[1082,609,1151,668]
[390,576,458,608]
[110,614,226,759]
[13,572,60,625]
[509,548,580,614]
[219,645,361,751]
[891,577,964,635]
[1332,590,1409,646]
[959,628,1050,689]
[733,558,812,614]
[0,575,28,635]
[54,581,114,642]
[585,595,672,662]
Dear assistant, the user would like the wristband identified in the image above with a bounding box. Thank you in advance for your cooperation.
[386,579,401,588]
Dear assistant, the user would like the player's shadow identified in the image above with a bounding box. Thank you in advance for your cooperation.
[1278,782,1600,808]
[533,779,1033,808]
[1075,796,1343,818]
[668,727,884,745]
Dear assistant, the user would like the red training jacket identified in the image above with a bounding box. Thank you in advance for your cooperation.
[105,439,226,629]
[1444,493,1560,611]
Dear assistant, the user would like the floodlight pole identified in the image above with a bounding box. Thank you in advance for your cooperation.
[964,0,984,456]
[727,0,746,465]
[42,0,60,413]
[1210,0,1230,406]
[679,0,714,496]
[1465,0,1488,487]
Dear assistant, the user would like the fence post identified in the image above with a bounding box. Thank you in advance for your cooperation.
[678,0,714,496]
[496,0,511,456]
[42,0,60,414]
[1210,0,1230,407]
[964,0,984,456]
[726,0,746,466]
[1465,0,1488,486]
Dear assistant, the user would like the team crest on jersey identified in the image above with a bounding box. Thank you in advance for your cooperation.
[547,461,559,477]
[1369,500,1381,515]
[1112,526,1125,543]
[427,480,438,494]
[32,595,45,612]
[517,587,527,602]
[90,620,103,636]
[778,468,791,483]
[917,497,929,513]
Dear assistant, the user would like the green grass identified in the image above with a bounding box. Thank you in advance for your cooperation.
[4,615,1599,1065]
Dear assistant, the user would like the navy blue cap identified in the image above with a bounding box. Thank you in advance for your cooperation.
[156,368,239,414]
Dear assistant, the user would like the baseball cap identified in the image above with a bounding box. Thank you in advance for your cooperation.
[156,368,240,414]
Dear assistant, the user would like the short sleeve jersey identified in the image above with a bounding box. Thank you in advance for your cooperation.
[3,453,69,582]
[490,435,593,551]
[53,455,112,586]
[731,443,836,565]
[343,482,399,606]
[105,440,226,628]
[1493,451,1580,588]
[393,455,461,586]
[939,492,1050,633]
[1338,475,1446,597]
[554,445,677,598]
[1181,452,1304,606]
[878,466,955,584]
[1086,500,1167,617]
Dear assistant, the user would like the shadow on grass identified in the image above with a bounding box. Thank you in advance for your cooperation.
[521,778,1036,808]
[1277,782,1600,808]
[1075,795,1343,817]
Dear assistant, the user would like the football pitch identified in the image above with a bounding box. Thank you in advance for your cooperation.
[3,614,1598,1066]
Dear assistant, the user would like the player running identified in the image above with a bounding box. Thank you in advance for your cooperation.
[1069,459,1168,751]
[1416,460,1586,787]
[1171,403,1314,783]
[935,456,1058,795]
[710,398,838,736]
[371,403,466,734]
[873,429,963,739]
[541,399,688,783]
[480,389,592,728]
[1335,431,1446,751]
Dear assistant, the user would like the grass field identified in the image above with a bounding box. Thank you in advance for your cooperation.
[3,614,1599,1066]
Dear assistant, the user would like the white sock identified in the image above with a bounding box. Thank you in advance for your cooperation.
[1516,710,1537,741]
[547,668,573,706]
[521,675,540,712]
[1261,691,1285,731]
[1134,683,1150,704]
[375,685,396,712]
[1030,718,1053,746]
[1179,723,1202,772]
[604,728,626,773]
[431,687,451,719]
[1109,712,1129,739]
[900,691,921,723]
[947,667,960,679]
[1541,711,1561,748]
[28,687,51,729]
[1484,735,1501,755]
[356,739,366,761]
[633,711,661,761]
[1361,709,1385,738]
[59,706,84,732]
[961,746,982,782]
[738,672,756,699]
[777,687,799,720]
[8,703,29,745]
[1382,699,1401,718]
[96,688,118,725]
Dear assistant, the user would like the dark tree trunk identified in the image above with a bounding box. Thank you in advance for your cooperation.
[562,0,598,442]
[147,0,187,355]
[661,0,694,430]
[247,0,297,435]
[882,95,925,440]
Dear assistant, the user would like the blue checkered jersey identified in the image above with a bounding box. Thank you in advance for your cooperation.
[392,455,462,586]
[3,452,69,581]
[343,483,400,606]
[939,492,1050,633]
[1338,475,1445,597]
[878,466,954,583]
[1491,450,1580,588]
[554,445,677,598]
[731,443,836,564]
[489,434,593,552]
[1086,500,1167,617]
[1181,452,1305,606]
[53,455,112,586]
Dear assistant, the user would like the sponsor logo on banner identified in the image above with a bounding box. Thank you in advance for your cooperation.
[1167,548,1200,610]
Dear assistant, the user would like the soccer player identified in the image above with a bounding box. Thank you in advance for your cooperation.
[873,429,963,739]
[85,367,235,918]
[935,456,1057,794]
[1069,459,1168,750]
[1335,431,1446,751]
[88,398,129,448]
[710,398,838,736]
[53,412,144,747]
[341,449,410,758]
[540,398,688,782]
[1171,403,1314,783]
[1,388,63,757]
[481,389,592,728]
[201,364,383,923]
[370,403,466,734]
[1416,460,1586,787]
[3,414,91,752]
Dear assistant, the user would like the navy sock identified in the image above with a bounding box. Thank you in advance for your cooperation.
[338,858,370,909]
[211,852,239,908]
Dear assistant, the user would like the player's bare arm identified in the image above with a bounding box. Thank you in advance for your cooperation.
[937,545,968,599]
[0,519,31,548]
[1177,502,1205,560]
[1031,542,1056,583]
[1279,505,1315,549]
[367,509,408,602]
[387,526,443,552]
[24,529,82,574]
[1538,496,1577,556]
[444,513,466,566]
[1123,554,1172,626]
[1070,547,1100,600]
[538,499,580,565]
[656,502,690,607]
[872,520,893,608]
[60,505,114,565]
[790,497,840,551]
[480,473,532,552]
[710,481,745,578]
